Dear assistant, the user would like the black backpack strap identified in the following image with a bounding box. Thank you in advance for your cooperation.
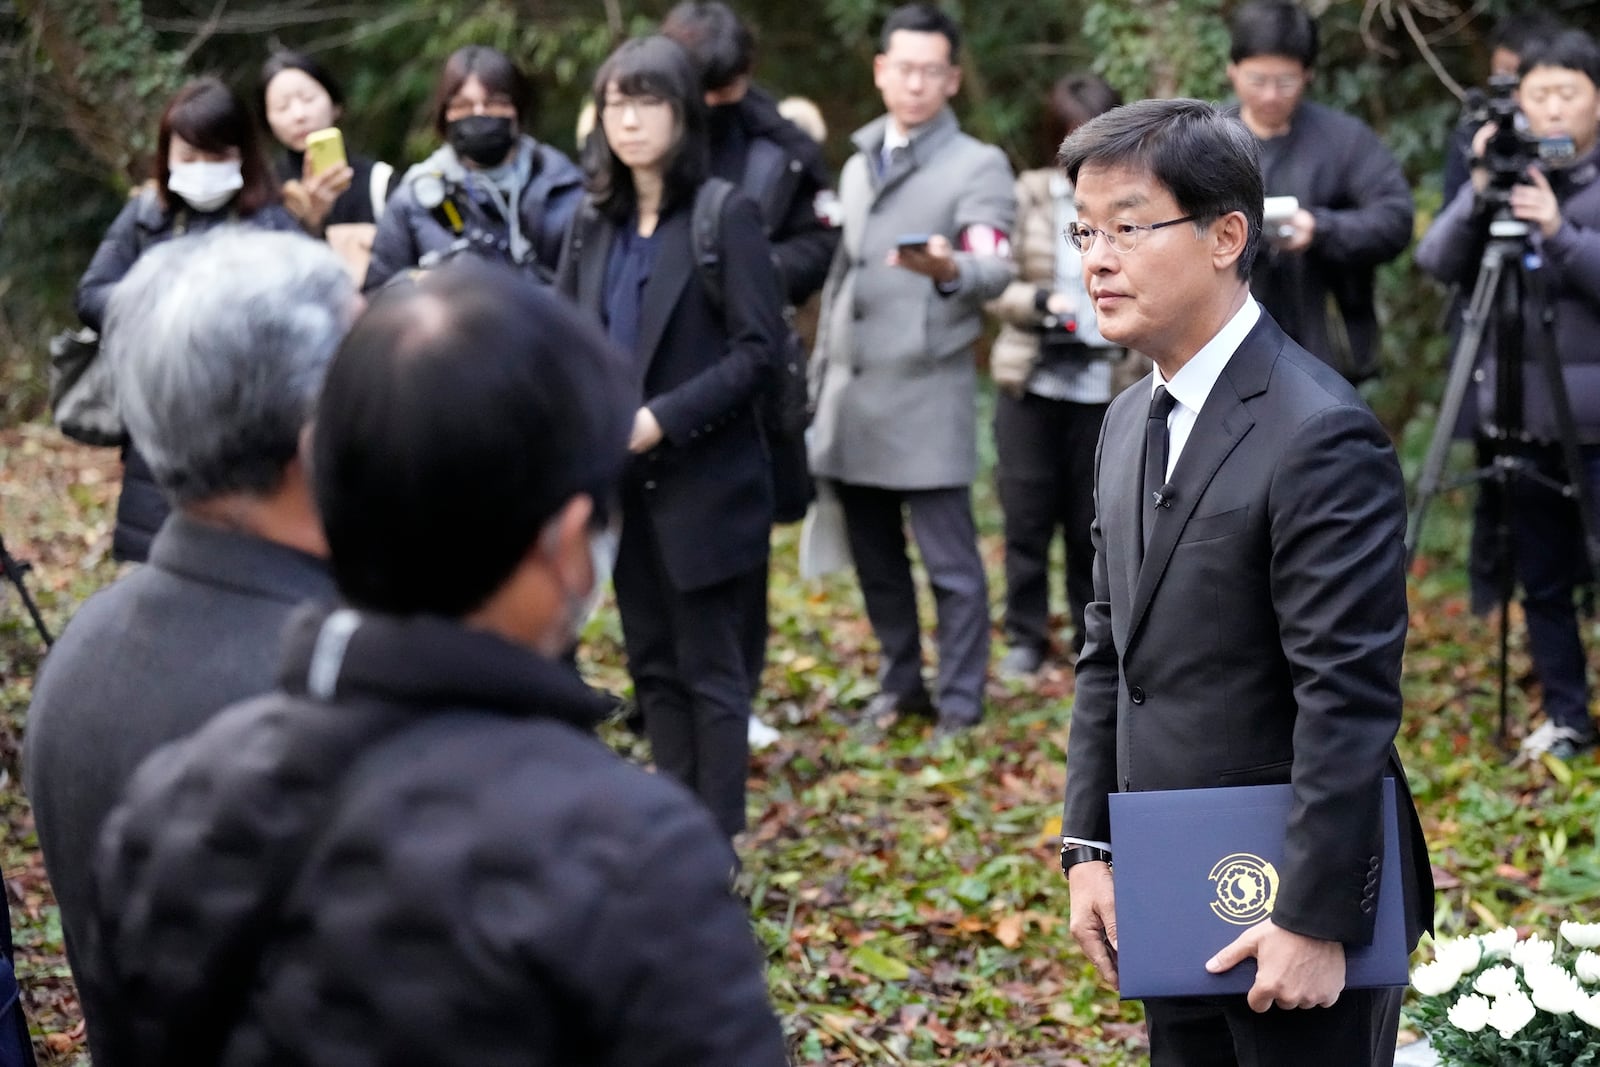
[691,177,736,317]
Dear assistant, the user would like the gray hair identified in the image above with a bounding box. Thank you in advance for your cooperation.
[106,228,356,504]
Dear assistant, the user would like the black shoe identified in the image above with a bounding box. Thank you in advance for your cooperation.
[997,645,1045,681]
[863,689,935,720]
[932,709,981,739]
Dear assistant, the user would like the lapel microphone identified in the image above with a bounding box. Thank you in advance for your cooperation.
[1152,484,1177,509]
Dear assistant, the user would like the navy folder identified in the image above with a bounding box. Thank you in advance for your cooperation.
[1107,777,1407,999]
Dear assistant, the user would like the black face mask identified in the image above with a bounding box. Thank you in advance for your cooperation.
[446,115,517,167]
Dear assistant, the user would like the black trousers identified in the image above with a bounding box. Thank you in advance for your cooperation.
[833,482,989,721]
[994,391,1106,656]
[614,501,763,837]
[1144,986,1402,1067]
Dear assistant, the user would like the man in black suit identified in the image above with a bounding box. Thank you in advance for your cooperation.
[1056,99,1431,1066]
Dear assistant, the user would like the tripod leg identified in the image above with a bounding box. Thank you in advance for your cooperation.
[1407,254,1504,564]
[0,536,53,649]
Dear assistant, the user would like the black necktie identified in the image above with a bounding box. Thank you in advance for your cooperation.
[1143,385,1178,555]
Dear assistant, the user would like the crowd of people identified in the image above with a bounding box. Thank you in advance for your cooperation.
[19,0,1600,1063]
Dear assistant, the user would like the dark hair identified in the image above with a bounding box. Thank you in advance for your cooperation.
[1518,28,1600,87]
[1058,98,1263,281]
[586,36,708,224]
[660,1,756,93]
[313,259,631,616]
[430,45,535,138]
[1036,72,1121,162]
[257,50,346,127]
[1489,13,1564,57]
[156,78,277,215]
[879,3,962,65]
[1228,1,1319,67]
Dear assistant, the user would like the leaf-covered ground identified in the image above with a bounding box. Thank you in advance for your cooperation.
[3,422,1598,1066]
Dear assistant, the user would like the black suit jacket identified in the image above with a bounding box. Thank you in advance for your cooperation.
[1063,310,1432,948]
[556,190,784,591]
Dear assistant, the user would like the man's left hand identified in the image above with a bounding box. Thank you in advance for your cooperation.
[1276,209,1316,253]
[888,233,958,286]
[1510,167,1563,239]
[1205,919,1345,1013]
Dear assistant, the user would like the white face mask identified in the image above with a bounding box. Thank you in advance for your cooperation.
[167,160,243,212]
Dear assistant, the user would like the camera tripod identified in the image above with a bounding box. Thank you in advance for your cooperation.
[0,532,52,648]
[1406,210,1600,745]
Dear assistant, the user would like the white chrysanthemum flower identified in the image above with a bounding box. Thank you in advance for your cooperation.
[1576,992,1600,1030]
[1561,922,1600,950]
[1529,968,1586,1015]
[1474,964,1521,999]
[1435,936,1483,975]
[1479,927,1519,960]
[1486,990,1537,1039]
[1413,959,1465,997]
[1511,935,1556,969]
[1448,993,1492,1033]
[1576,951,1600,985]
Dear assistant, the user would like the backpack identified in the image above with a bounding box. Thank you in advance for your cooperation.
[690,178,813,523]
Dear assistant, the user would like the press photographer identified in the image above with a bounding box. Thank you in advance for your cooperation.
[1415,28,1600,760]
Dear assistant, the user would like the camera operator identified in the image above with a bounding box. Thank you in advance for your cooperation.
[1415,28,1600,760]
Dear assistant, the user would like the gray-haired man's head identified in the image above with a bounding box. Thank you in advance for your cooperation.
[106,228,357,505]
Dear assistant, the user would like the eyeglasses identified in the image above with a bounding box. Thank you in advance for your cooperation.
[1064,216,1197,254]
[601,94,670,118]
[887,61,952,83]
[444,94,517,121]
[1239,73,1305,94]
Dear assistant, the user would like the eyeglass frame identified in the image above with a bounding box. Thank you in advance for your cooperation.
[1064,215,1199,254]
[886,61,954,83]
[1238,72,1307,94]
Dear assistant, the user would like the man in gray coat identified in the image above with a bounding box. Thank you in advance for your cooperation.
[23,229,356,1061]
[810,2,1016,733]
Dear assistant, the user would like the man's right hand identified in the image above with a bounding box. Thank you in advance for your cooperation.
[1067,860,1119,987]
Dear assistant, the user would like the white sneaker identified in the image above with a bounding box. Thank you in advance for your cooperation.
[1521,721,1565,755]
[747,715,781,751]
[1519,721,1597,758]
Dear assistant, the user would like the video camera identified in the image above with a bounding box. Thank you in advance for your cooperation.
[1464,74,1576,197]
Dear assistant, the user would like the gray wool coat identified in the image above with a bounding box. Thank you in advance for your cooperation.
[809,108,1016,489]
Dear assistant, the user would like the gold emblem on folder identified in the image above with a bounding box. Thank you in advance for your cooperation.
[1208,853,1280,925]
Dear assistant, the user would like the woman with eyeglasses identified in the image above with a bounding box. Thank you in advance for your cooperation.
[75,77,299,564]
[556,35,785,840]
[985,72,1149,681]
[363,45,584,292]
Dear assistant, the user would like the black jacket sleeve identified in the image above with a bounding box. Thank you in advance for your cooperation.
[75,197,146,332]
[767,163,840,306]
[648,194,785,445]
[362,186,423,293]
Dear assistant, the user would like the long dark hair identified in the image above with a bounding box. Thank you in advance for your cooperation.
[586,36,708,224]
[257,50,346,130]
[156,78,277,215]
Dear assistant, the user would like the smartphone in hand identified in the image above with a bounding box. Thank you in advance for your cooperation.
[895,233,933,253]
[305,128,348,177]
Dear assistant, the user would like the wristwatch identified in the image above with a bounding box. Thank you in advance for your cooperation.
[1060,842,1112,876]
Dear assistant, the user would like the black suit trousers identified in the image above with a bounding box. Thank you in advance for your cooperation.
[994,391,1106,656]
[1144,985,1402,1067]
[614,491,763,837]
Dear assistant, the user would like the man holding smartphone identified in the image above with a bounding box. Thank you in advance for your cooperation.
[810,3,1015,735]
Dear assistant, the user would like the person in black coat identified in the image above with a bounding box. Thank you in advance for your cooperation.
[557,35,785,838]
[363,46,583,292]
[84,261,790,1067]
[259,51,399,280]
[75,77,300,563]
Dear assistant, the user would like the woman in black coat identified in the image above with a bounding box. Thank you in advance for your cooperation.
[556,35,784,838]
[75,77,299,563]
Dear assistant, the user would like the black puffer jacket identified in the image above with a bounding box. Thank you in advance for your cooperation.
[87,605,789,1067]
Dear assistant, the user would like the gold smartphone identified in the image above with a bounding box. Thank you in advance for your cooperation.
[305,127,347,176]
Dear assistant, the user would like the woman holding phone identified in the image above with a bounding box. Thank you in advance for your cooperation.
[76,77,299,564]
[556,35,785,839]
[259,51,397,279]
